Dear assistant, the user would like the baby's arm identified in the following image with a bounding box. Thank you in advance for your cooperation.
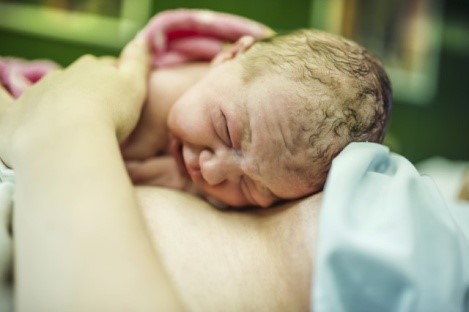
[121,62,209,159]
[121,63,209,192]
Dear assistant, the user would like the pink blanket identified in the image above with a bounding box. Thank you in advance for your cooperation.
[0,9,272,98]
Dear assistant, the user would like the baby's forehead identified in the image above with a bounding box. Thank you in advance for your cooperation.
[241,76,319,147]
[239,111,318,197]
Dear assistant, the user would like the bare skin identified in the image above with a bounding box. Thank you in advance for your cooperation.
[0,38,321,310]
[0,37,183,311]
[122,62,211,160]
[136,186,321,311]
[123,60,323,310]
[123,36,318,208]
[122,63,210,191]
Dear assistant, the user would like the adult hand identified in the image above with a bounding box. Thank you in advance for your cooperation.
[3,36,182,311]
[0,34,151,167]
[0,85,13,164]
[0,84,12,108]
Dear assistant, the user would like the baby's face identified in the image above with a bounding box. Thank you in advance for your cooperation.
[168,60,316,207]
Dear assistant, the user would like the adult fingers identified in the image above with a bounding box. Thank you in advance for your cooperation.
[0,85,13,110]
[119,34,151,91]
[98,56,118,67]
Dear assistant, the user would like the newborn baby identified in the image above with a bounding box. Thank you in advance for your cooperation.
[0,10,391,208]
[122,29,393,208]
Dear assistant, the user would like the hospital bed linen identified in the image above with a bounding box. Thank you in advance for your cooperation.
[313,142,469,312]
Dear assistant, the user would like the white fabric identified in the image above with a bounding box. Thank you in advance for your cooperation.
[0,160,13,312]
[313,142,469,312]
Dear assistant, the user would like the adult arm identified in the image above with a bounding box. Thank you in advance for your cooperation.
[0,37,183,310]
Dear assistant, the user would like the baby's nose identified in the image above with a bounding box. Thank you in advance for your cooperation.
[199,149,241,186]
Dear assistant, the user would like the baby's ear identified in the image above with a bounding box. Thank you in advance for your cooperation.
[211,36,255,66]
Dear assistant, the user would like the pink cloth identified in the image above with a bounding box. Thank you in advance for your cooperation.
[0,9,272,98]
[142,9,272,67]
[0,57,59,98]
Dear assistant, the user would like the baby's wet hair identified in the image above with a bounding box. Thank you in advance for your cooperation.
[239,29,393,192]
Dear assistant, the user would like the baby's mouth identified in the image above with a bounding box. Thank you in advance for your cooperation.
[170,137,189,178]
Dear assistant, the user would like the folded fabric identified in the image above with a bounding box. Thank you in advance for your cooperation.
[141,9,274,67]
[0,57,59,98]
[313,142,469,312]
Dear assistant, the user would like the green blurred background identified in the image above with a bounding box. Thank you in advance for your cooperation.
[0,0,468,163]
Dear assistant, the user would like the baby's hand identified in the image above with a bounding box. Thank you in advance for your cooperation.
[125,155,192,191]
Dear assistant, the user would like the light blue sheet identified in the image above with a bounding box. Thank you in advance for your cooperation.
[313,142,469,312]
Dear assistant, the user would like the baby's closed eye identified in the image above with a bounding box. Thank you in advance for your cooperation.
[212,108,233,147]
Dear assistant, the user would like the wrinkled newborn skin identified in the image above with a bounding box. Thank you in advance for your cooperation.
[167,59,316,208]
[125,60,318,208]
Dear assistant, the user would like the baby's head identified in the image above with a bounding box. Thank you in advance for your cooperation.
[168,29,392,208]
